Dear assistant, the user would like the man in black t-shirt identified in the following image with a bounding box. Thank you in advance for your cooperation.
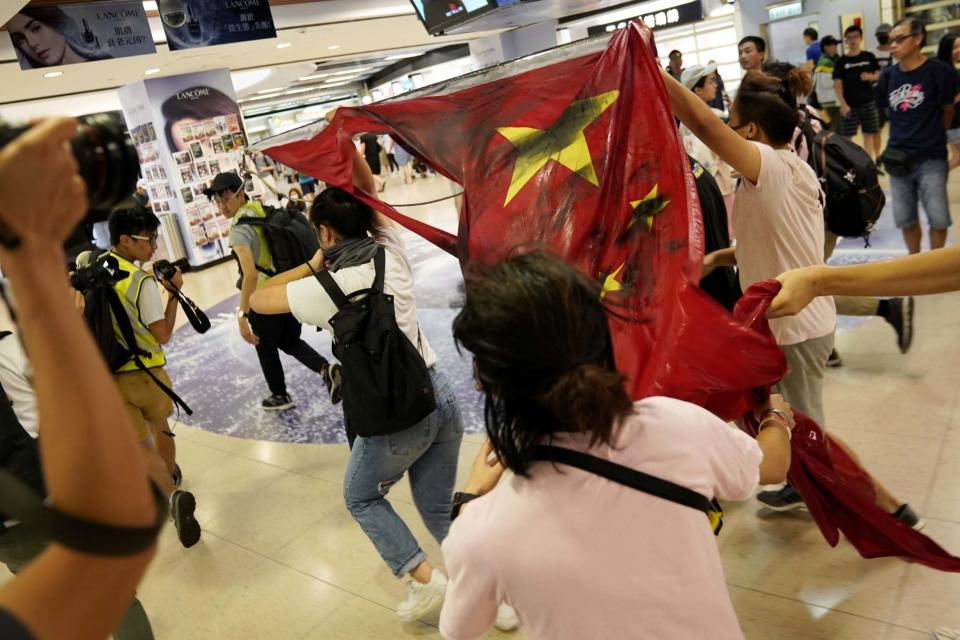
[834,25,881,159]
[877,18,959,254]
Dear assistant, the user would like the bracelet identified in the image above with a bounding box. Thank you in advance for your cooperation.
[763,408,794,429]
[759,418,792,440]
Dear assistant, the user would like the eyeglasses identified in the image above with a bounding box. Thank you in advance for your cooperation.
[212,188,241,202]
[891,34,918,45]
[730,122,750,131]
[844,34,861,41]
[130,234,159,246]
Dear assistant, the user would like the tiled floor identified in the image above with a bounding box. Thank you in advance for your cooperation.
[7,161,960,639]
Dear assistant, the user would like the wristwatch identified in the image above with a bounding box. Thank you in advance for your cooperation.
[450,492,479,521]
[237,310,249,319]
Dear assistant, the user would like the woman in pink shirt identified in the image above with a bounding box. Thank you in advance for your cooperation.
[439,251,795,640]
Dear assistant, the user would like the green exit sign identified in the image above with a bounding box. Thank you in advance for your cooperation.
[768,1,803,20]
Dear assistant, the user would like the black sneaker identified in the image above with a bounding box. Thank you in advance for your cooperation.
[172,463,183,489]
[826,348,843,367]
[884,297,914,354]
[893,503,926,531]
[171,490,201,548]
[262,393,294,411]
[757,484,806,512]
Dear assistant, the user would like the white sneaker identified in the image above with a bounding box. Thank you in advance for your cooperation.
[397,570,447,624]
[495,603,520,631]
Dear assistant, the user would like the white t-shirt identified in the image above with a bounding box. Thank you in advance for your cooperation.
[440,396,761,640]
[137,277,165,327]
[286,226,437,368]
[733,142,836,346]
[0,333,37,438]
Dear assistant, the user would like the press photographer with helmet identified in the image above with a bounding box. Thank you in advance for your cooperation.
[101,203,201,548]
[0,117,163,639]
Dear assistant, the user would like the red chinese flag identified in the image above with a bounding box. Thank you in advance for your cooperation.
[257,23,960,571]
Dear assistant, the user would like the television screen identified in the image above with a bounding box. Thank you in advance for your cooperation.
[410,0,497,34]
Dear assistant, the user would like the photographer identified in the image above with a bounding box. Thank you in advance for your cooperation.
[104,204,200,548]
[0,117,159,638]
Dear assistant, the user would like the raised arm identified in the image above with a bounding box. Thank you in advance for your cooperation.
[768,247,960,318]
[659,68,762,184]
[0,118,157,638]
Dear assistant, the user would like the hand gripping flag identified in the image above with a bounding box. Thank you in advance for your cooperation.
[255,23,960,571]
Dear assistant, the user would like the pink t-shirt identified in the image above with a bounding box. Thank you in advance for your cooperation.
[439,396,762,640]
[733,142,836,346]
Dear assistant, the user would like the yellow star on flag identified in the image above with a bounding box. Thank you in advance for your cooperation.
[496,90,620,206]
[600,262,625,299]
[629,184,670,231]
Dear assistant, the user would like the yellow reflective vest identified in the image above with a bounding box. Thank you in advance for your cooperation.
[230,200,274,287]
[109,251,166,372]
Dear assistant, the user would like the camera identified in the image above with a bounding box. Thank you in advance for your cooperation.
[0,113,139,217]
[153,258,191,281]
[69,253,126,292]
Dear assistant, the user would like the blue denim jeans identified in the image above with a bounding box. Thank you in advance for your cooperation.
[342,368,463,577]
[889,157,951,230]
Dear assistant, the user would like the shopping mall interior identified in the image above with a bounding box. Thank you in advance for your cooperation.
[0,0,959,638]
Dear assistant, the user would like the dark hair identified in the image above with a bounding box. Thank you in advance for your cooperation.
[693,74,709,90]
[894,17,927,47]
[108,200,161,246]
[803,28,818,41]
[733,70,808,146]
[669,49,682,59]
[844,25,863,38]
[452,251,633,476]
[309,187,376,239]
[11,7,112,68]
[937,33,959,66]
[739,36,766,53]
[161,86,241,152]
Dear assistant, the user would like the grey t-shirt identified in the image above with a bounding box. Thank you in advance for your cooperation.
[227,203,267,284]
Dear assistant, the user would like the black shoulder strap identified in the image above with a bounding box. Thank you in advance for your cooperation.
[0,468,167,556]
[372,246,386,293]
[0,331,10,341]
[529,445,713,515]
[104,288,193,416]
[312,268,349,309]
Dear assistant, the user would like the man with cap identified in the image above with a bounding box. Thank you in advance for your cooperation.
[205,172,341,411]
[679,64,736,219]
[815,35,843,133]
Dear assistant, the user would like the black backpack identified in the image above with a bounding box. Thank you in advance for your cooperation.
[235,205,320,276]
[311,247,436,438]
[0,333,44,511]
[796,114,885,241]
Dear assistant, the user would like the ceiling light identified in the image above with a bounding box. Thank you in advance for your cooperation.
[323,80,352,87]
[328,44,340,50]
[142,1,158,10]
[285,87,316,95]
[145,68,160,75]
[43,71,63,78]
[258,87,285,94]
[332,68,368,75]
[324,77,356,83]
[276,42,292,49]
[361,95,373,105]
[298,73,331,81]
[384,52,421,61]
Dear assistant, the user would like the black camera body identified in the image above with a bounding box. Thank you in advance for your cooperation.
[70,253,127,292]
[153,258,191,282]
[0,114,139,221]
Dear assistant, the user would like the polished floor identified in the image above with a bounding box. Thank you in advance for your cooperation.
[8,160,960,639]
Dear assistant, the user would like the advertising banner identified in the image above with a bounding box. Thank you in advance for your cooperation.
[119,68,250,266]
[5,1,155,70]
[158,0,276,50]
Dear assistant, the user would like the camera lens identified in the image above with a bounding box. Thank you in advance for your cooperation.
[72,114,140,212]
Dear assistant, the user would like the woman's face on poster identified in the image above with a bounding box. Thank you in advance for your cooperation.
[8,14,68,67]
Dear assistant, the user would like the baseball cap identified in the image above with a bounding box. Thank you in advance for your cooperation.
[820,35,839,47]
[202,172,243,197]
[680,63,717,91]
[875,23,892,35]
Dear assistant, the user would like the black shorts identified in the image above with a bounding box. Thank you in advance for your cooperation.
[842,102,880,136]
